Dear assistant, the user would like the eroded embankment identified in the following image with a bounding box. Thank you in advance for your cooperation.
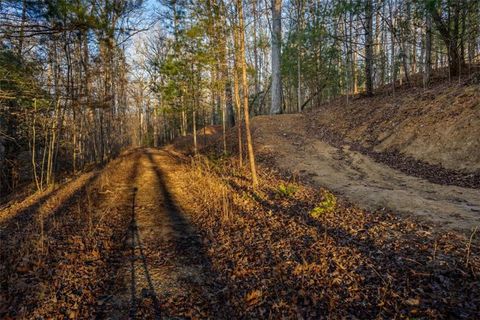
[252,114,480,233]
[308,82,480,174]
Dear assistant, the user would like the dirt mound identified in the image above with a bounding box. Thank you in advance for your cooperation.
[172,125,223,154]
[309,81,480,172]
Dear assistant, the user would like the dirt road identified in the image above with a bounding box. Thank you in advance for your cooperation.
[95,150,227,319]
[0,149,228,319]
[253,114,480,233]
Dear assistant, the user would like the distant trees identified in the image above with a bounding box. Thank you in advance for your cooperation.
[4,0,480,194]
[279,0,480,104]
[131,0,480,186]
[0,0,143,194]
[136,0,260,186]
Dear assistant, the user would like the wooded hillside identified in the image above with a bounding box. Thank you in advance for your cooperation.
[1,1,479,318]
[2,0,480,196]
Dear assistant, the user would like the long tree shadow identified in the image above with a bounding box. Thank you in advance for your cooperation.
[222,175,479,317]
[94,153,142,319]
[144,150,232,317]
[0,150,138,243]
[1,151,143,318]
[0,171,97,241]
[128,186,162,319]
[0,170,102,315]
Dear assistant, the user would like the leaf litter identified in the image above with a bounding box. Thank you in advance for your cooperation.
[0,147,478,319]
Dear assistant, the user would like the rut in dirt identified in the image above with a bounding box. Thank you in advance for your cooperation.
[96,149,229,319]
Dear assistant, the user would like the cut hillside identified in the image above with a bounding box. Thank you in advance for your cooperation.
[248,81,480,232]
[308,81,480,174]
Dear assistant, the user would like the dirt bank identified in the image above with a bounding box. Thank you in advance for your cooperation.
[253,114,480,233]
[309,82,480,173]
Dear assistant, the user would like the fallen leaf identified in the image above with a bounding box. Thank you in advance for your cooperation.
[245,290,262,306]
[406,298,420,306]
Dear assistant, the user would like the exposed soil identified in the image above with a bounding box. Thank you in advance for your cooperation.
[252,114,480,233]
[309,82,480,173]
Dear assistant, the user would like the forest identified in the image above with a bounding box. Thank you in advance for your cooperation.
[1,0,479,318]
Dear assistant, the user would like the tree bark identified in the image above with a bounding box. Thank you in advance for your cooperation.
[271,0,283,114]
[427,2,465,77]
[424,11,432,86]
[365,0,374,96]
[237,0,259,187]
[232,42,243,167]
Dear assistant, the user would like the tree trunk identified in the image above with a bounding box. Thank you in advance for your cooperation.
[296,0,303,112]
[271,0,283,114]
[427,3,465,77]
[237,0,259,187]
[365,0,374,96]
[389,0,396,94]
[424,11,432,86]
[193,110,197,155]
[232,45,243,167]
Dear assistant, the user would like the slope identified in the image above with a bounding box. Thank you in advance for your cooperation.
[252,81,480,233]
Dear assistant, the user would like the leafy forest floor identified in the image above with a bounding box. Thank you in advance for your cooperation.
[1,146,479,319]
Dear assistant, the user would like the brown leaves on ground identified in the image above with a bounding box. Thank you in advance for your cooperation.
[0,147,479,319]
[164,148,480,318]
[0,151,137,319]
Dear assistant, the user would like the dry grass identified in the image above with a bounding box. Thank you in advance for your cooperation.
[159,147,480,318]
[0,150,137,318]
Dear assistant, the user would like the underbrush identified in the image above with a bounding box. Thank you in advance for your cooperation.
[163,150,480,318]
[0,151,137,319]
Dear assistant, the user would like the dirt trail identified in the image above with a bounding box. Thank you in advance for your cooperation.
[97,149,226,319]
[0,149,227,319]
[253,114,480,232]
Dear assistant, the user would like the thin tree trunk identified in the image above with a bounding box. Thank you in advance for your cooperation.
[193,110,197,155]
[237,0,259,186]
[18,0,27,55]
[233,41,243,167]
[390,0,396,95]
[296,0,303,112]
[365,0,374,96]
[31,99,41,191]
[424,11,432,86]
